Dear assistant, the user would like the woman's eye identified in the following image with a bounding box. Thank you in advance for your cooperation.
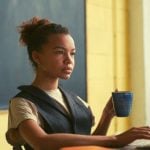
[55,50,64,54]
[71,52,76,56]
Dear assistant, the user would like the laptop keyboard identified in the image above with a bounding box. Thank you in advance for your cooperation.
[130,139,150,149]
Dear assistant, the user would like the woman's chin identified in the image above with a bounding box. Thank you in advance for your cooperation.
[61,74,71,80]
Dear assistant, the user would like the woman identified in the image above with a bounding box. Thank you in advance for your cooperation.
[6,17,150,150]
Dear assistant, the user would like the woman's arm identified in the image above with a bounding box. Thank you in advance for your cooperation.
[18,119,116,150]
[19,119,150,150]
[92,97,115,135]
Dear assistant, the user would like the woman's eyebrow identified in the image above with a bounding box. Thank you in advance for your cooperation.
[53,46,66,50]
[53,46,76,51]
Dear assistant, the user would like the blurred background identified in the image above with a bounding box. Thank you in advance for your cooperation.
[0,0,150,149]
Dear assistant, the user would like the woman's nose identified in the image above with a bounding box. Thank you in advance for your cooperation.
[64,53,73,64]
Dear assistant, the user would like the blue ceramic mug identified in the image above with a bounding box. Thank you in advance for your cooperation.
[112,91,133,117]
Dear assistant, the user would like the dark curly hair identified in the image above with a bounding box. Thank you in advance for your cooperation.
[18,16,69,67]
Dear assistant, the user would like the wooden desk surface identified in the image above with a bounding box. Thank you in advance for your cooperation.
[60,145,139,150]
[60,140,150,150]
[60,146,113,150]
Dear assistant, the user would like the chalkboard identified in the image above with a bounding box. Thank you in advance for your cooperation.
[0,0,86,109]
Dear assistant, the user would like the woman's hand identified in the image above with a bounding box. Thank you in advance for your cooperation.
[114,126,150,147]
[102,96,115,119]
[102,89,118,119]
[93,96,116,135]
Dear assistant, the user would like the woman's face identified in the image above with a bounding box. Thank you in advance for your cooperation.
[33,34,76,80]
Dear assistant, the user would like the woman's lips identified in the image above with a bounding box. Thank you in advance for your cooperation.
[63,67,72,73]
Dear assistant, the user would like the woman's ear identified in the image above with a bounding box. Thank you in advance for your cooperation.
[32,51,40,65]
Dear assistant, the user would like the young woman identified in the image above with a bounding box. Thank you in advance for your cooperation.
[6,17,150,150]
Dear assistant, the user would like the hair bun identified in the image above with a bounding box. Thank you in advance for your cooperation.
[18,16,51,46]
[31,16,50,26]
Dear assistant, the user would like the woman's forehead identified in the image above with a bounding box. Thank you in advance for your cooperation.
[47,34,75,46]
[42,34,75,50]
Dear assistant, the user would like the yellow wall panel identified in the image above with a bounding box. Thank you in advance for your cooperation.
[87,31,113,55]
[86,0,130,134]
[87,7,113,32]
[128,0,146,126]
[0,111,11,150]
[115,0,127,9]
[87,54,113,79]
[116,11,128,33]
[87,0,112,8]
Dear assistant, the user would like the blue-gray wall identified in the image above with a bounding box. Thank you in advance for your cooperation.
[0,0,86,109]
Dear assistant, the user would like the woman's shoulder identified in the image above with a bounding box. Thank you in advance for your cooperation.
[9,97,40,127]
[10,97,37,109]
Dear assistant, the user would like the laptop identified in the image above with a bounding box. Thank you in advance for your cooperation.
[129,139,150,149]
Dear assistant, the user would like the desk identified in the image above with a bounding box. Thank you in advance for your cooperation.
[60,139,150,150]
[60,146,113,150]
[60,145,145,150]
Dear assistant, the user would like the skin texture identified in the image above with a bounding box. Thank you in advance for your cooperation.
[17,33,150,150]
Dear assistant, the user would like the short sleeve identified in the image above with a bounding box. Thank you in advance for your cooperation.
[8,97,39,129]
[6,97,41,146]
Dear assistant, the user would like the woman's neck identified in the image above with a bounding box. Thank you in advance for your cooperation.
[32,73,59,91]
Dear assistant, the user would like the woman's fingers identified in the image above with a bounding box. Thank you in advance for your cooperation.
[115,127,150,147]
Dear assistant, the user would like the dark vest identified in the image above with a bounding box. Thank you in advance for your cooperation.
[14,85,93,150]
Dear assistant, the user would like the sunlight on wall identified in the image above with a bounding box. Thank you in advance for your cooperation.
[143,0,150,125]
[129,0,150,126]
